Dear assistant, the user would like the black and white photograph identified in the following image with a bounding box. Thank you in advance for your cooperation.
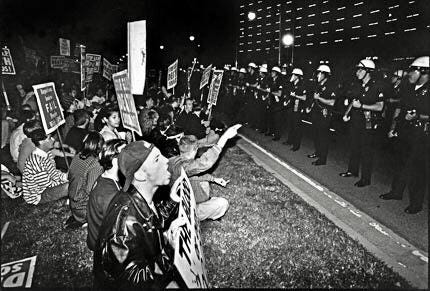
[1,0,428,289]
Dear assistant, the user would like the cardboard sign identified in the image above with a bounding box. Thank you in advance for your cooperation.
[86,53,102,73]
[59,38,70,56]
[103,58,115,81]
[62,58,80,74]
[2,47,16,75]
[167,59,178,90]
[199,64,212,89]
[1,256,37,288]
[50,56,65,69]
[173,168,209,289]
[112,70,142,136]
[79,45,86,91]
[207,70,223,106]
[127,20,147,95]
[32,82,65,134]
[86,66,95,83]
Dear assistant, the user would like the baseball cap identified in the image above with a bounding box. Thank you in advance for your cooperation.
[119,141,155,191]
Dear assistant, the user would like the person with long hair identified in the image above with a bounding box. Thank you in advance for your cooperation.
[96,106,131,143]
[66,131,104,229]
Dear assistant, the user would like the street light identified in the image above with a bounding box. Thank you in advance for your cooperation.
[282,33,294,46]
[247,11,256,21]
[189,35,195,42]
[160,45,164,50]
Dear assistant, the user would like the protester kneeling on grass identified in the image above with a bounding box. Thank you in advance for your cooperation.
[86,139,127,251]
[22,129,68,205]
[65,132,104,229]
[94,141,185,290]
[168,124,241,221]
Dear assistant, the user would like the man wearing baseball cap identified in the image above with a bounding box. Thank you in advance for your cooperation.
[93,140,185,289]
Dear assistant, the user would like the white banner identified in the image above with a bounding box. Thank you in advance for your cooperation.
[59,38,70,56]
[207,70,224,106]
[103,58,114,81]
[1,256,37,288]
[2,47,16,75]
[199,64,212,89]
[167,59,178,90]
[112,70,142,136]
[85,53,102,73]
[173,168,209,289]
[50,56,65,69]
[127,20,147,95]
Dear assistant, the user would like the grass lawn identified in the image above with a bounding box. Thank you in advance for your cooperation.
[1,145,410,288]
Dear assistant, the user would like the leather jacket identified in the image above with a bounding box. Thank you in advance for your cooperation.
[93,187,179,290]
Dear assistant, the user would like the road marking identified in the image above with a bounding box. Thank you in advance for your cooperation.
[237,134,428,289]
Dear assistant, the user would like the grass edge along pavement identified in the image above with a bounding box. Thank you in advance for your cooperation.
[1,145,411,288]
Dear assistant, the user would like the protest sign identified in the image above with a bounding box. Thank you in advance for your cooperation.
[167,59,178,90]
[62,58,80,74]
[2,47,16,75]
[112,64,118,74]
[1,256,37,288]
[85,53,102,73]
[79,45,86,91]
[173,168,209,289]
[50,56,65,69]
[207,70,223,106]
[59,38,70,56]
[32,82,65,134]
[112,70,142,136]
[103,58,115,80]
[86,66,94,83]
[23,47,40,67]
[199,64,212,89]
[127,20,147,95]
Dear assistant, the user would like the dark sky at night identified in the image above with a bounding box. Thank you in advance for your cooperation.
[2,0,238,68]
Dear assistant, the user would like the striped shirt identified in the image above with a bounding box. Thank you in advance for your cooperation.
[22,148,68,205]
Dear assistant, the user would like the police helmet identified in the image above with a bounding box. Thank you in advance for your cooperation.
[317,64,331,74]
[292,68,304,76]
[357,59,376,70]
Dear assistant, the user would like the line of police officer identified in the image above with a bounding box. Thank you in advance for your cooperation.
[221,56,429,214]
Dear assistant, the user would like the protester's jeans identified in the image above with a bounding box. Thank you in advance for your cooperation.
[39,183,69,204]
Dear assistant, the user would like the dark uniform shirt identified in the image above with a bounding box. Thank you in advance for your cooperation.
[286,80,307,112]
[312,80,337,110]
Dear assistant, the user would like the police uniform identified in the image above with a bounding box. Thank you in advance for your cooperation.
[268,74,284,140]
[243,71,258,125]
[256,74,271,132]
[384,82,429,212]
[234,72,248,122]
[285,80,307,150]
[309,79,337,164]
[344,79,385,185]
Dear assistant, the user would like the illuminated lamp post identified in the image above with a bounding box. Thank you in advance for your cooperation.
[281,33,294,66]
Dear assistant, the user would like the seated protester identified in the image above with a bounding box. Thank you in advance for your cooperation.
[20,86,38,112]
[96,106,131,142]
[168,124,241,221]
[22,129,68,205]
[64,109,90,153]
[61,97,77,139]
[17,120,42,173]
[9,110,36,163]
[192,101,220,146]
[86,139,127,251]
[66,132,104,229]
[89,88,106,105]
[94,141,185,290]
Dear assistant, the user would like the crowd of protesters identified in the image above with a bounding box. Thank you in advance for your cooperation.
[0,67,242,288]
[0,53,428,288]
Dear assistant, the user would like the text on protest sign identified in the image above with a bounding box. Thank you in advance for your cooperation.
[167,59,178,90]
[2,47,16,75]
[127,20,147,95]
[50,56,65,69]
[199,64,212,90]
[32,82,66,134]
[23,47,39,68]
[173,168,209,289]
[207,70,224,106]
[103,58,115,81]
[59,38,70,56]
[86,53,102,73]
[1,256,37,288]
[62,58,80,74]
[112,70,143,136]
